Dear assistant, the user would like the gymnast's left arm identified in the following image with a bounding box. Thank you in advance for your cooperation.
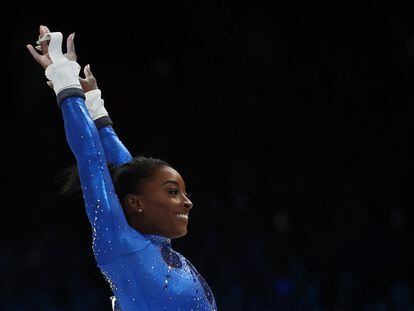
[80,65,133,167]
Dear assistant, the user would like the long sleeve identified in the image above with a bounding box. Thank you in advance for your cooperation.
[60,96,149,266]
[84,89,133,168]
[98,125,132,167]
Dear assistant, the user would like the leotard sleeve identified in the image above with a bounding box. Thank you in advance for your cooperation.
[97,124,132,167]
[59,95,149,266]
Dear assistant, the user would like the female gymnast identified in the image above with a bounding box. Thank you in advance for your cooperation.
[27,25,217,311]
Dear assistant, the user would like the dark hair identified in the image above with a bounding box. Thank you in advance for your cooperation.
[59,156,171,206]
[111,156,171,207]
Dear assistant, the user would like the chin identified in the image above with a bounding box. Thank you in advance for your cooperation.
[171,228,188,239]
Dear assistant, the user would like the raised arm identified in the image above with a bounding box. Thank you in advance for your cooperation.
[81,65,133,167]
[60,94,147,264]
[27,26,148,265]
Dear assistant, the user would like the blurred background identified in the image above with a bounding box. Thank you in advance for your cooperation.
[3,3,414,310]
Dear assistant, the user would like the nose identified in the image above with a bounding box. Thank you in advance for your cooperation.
[184,197,193,210]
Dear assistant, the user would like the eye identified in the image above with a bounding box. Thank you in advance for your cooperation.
[168,189,179,195]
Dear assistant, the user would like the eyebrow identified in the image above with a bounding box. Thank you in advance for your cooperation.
[161,180,179,186]
[161,180,188,191]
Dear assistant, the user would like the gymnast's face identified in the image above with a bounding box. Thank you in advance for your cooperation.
[127,166,193,239]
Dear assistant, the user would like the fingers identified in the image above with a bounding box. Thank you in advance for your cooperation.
[39,25,49,55]
[80,64,98,92]
[26,44,41,62]
[66,33,76,61]
[83,64,94,78]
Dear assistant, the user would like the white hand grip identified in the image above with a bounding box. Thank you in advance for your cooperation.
[37,32,66,65]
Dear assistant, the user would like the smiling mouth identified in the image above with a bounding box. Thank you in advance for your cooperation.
[175,213,189,221]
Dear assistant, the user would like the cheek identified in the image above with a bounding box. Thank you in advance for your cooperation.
[147,196,177,214]
[161,199,181,214]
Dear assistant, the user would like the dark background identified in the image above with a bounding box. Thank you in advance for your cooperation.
[3,3,414,310]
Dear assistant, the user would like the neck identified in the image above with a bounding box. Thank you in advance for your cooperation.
[143,233,172,248]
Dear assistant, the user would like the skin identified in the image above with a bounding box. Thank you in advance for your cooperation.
[27,25,193,239]
[126,166,193,239]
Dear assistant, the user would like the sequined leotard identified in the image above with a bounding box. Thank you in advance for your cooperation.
[60,93,217,310]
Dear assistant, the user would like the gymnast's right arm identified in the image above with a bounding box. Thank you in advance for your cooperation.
[27,26,149,266]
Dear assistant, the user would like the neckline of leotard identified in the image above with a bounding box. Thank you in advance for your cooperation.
[143,233,172,248]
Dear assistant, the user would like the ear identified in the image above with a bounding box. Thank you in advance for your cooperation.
[124,193,143,211]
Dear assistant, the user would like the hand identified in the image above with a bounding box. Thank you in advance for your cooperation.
[79,64,98,93]
[46,64,98,93]
[26,25,76,70]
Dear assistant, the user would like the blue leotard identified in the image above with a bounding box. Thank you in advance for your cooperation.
[59,93,217,310]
